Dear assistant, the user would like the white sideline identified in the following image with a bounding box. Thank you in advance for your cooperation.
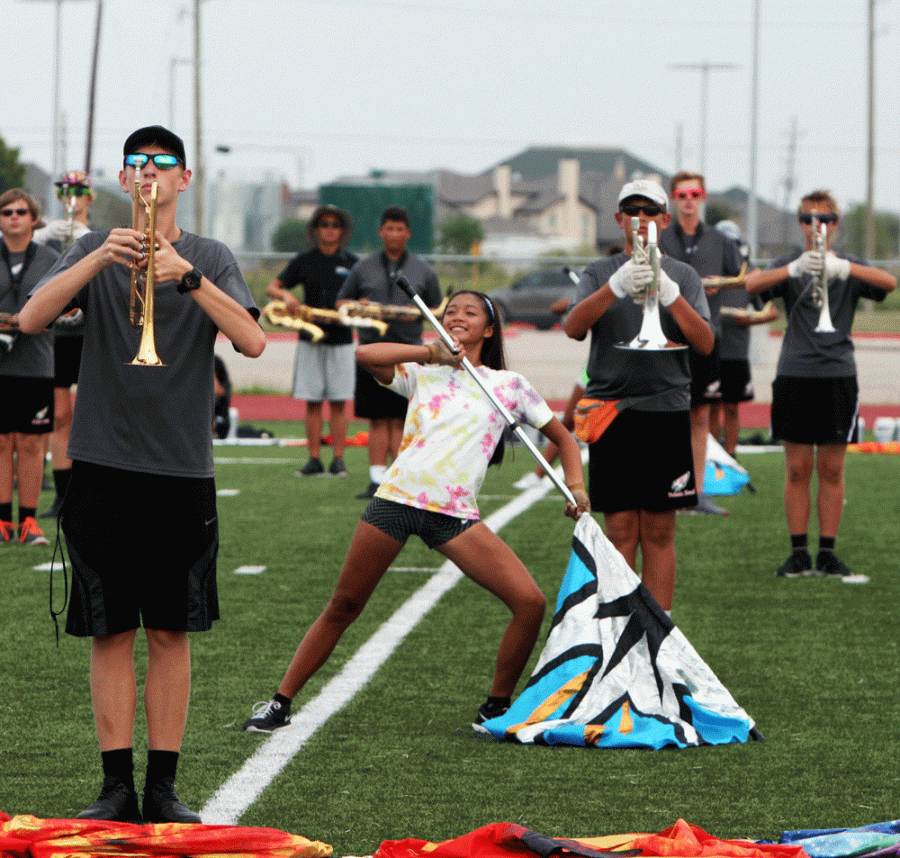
[201,480,561,825]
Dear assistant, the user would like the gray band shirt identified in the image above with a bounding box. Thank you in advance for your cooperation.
[336,251,442,345]
[33,231,259,477]
[659,221,744,337]
[761,251,886,379]
[574,253,710,411]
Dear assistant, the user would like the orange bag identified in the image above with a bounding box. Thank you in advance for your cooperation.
[573,398,622,443]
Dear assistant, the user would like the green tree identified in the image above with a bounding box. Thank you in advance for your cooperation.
[437,213,485,254]
[271,218,308,252]
[0,135,26,194]
[840,204,899,260]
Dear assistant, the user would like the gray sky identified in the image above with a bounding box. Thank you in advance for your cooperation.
[5,0,899,218]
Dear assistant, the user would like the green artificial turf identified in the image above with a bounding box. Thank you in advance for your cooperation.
[1,432,897,854]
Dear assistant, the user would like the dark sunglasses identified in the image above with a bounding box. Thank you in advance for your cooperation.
[621,203,665,217]
[124,153,183,170]
[0,207,30,217]
[673,188,704,200]
[57,186,91,197]
[316,220,343,229]
[799,213,837,225]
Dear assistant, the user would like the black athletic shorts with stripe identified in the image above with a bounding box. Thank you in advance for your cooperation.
[62,461,219,637]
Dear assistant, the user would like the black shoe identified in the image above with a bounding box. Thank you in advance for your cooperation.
[39,496,65,519]
[328,457,348,477]
[295,457,324,477]
[77,776,142,823]
[242,698,291,733]
[142,776,201,824]
[472,700,510,730]
[814,550,851,578]
[776,550,813,578]
[356,481,379,499]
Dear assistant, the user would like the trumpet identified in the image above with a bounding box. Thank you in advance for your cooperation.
[811,213,836,334]
[616,217,685,351]
[128,169,165,366]
[262,300,388,340]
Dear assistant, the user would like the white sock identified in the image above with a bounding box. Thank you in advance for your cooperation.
[370,465,387,484]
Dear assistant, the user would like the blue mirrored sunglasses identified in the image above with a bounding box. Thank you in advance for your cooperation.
[124,153,182,170]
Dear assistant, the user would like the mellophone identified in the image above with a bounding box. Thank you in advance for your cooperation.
[810,212,836,333]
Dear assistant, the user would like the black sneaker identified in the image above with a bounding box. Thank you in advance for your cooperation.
[472,701,510,731]
[296,457,324,477]
[242,698,291,733]
[776,550,813,578]
[142,776,201,824]
[77,776,142,823]
[815,551,851,578]
[356,481,379,499]
[328,457,348,477]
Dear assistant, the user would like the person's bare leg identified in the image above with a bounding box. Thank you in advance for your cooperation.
[387,417,405,461]
[689,403,710,493]
[305,401,324,460]
[13,433,44,509]
[144,629,191,751]
[90,630,139,751]
[368,419,389,467]
[637,509,678,610]
[278,522,404,699]
[329,400,349,459]
[783,441,814,536]
[603,509,640,572]
[722,401,741,456]
[815,443,847,538]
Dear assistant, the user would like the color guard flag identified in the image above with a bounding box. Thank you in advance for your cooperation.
[704,434,751,496]
[478,515,758,748]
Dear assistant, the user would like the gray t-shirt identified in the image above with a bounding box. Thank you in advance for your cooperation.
[659,221,745,337]
[574,253,710,411]
[336,251,442,345]
[33,230,259,477]
[762,251,886,378]
[0,240,59,378]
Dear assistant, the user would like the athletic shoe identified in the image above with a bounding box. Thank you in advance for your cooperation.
[242,698,291,733]
[18,517,49,546]
[142,776,201,824]
[356,481,379,499]
[328,457,348,477]
[296,457,324,477]
[775,550,813,578]
[39,496,64,518]
[814,551,852,579]
[0,520,13,544]
[513,472,546,490]
[692,494,729,516]
[472,700,510,730]
[76,777,142,823]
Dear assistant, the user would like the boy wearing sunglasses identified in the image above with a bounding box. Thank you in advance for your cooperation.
[659,171,751,516]
[746,190,896,579]
[565,179,713,613]
[0,189,59,547]
[34,170,94,253]
[20,126,266,824]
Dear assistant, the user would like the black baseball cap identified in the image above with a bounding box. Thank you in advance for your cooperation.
[123,125,187,166]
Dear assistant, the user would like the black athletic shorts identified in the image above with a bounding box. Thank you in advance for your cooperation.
[53,335,83,388]
[588,408,696,513]
[719,358,754,403]
[354,364,410,420]
[689,337,722,405]
[771,375,859,445]
[361,496,477,548]
[62,461,220,637]
[0,376,54,434]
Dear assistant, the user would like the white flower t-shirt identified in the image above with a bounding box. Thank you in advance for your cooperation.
[375,362,554,520]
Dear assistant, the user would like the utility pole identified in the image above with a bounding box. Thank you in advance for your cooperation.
[193,0,204,235]
[747,0,760,262]
[864,0,875,260]
[84,0,103,174]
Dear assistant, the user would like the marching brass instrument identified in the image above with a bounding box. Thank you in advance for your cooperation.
[262,300,389,341]
[128,169,165,366]
[0,312,19,332]
[811,214,836,334]
[616,217,685,351]
[337,299,425,325]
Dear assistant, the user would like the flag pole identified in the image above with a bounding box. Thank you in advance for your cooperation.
[393,274,577,507]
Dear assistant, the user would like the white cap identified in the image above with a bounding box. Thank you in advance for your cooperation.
[618,179,668,210]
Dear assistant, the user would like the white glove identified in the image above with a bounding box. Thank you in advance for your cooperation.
[787,250,824,279]
[658,269,680,307]
[824,252,851,281]
[608,259,653,300]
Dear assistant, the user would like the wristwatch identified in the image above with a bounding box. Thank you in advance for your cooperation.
[178,267,203,294]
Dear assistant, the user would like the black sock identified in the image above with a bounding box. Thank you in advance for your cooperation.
[145,750,179,787]
[790,534,808,552]
[274,692,292,709]
[818,536,836,553]
[0,503,11,522]
[18,506,37,522]
[101,748,135,791]
[53,468,72,498]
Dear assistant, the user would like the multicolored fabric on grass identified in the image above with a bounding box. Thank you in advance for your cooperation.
[479,515,757,748]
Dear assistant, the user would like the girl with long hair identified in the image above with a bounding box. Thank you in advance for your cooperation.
[243,291,589,731]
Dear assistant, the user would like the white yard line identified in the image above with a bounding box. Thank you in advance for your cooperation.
[201,480,563,825]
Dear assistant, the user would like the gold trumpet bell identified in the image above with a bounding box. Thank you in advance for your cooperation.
[128,181,166,366]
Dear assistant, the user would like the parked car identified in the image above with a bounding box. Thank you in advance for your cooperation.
[489,268,577,330]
